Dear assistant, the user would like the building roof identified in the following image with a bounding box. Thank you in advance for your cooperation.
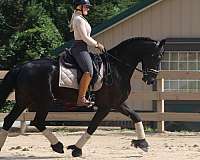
[164,38,200,51]
[55,0,162,53]
[92,0,162,36]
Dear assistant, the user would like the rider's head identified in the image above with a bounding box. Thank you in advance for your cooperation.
[73,0,92,16]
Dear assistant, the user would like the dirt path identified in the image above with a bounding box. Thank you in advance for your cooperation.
[0,128,200,160]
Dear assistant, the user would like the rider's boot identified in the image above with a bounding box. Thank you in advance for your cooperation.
[77,72,94,107]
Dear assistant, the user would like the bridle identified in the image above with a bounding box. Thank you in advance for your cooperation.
[104,51,143,73]
[102,48,162,86]
[102,40,165,85]
[104,47,162,78]
[103,39,163,75]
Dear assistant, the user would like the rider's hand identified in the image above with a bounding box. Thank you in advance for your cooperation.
[96,42,105,53]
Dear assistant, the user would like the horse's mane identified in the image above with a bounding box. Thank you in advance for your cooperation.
[127,37,155,42]
[110,37,156,52]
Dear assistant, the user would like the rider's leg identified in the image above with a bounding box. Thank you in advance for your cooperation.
[77,72,94,106]
[71,44,94,106]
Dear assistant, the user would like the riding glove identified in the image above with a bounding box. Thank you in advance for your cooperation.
[96,42,106,53]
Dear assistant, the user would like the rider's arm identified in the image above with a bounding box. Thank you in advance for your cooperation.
[74,17,98,47]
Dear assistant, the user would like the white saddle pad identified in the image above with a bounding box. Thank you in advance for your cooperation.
[59,62,103,91]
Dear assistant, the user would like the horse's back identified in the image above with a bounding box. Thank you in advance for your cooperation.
[22,58,57,70]
[19,58,57,77]
[16,58,58,105]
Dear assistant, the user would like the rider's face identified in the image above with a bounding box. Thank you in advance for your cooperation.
[82,5,90,15]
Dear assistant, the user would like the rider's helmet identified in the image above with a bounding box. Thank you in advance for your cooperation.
[73,0,92,8]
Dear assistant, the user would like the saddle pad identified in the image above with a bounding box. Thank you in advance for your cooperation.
[59,62,104,91]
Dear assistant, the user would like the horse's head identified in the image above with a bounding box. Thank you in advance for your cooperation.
[106,37,165,85]
[141,39,165,85]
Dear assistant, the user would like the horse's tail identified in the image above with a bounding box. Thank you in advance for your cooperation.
[0,66,20,108]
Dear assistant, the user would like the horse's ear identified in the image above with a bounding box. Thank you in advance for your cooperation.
[159,39,166,47]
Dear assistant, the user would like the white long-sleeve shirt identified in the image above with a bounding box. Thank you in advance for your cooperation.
[71,12,97,47]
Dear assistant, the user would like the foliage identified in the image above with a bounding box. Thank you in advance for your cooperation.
[88,0,138,26]
[0,0,138,69]
[34,0,73,41]
[0,0,29,46]
[0,101,15,113]
[0,1,63,68]
[7,15,63,65]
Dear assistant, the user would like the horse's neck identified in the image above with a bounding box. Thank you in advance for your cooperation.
[109,50,139,82]
[116,63,138,81]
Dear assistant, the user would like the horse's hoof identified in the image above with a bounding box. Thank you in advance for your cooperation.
[51,141,64,154]
[131,139,149,152]
[67,145,82,157]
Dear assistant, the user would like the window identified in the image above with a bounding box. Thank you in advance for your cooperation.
[164,80,200,92]
[161,51,200,71]
[170,80,179,90]
[164,80,170,90]
[198,81,200,90]
[188,62,197,71]
[188,52,197,61]
[179,80,187,91]
[198,52,200,61]
[171,52,178,61]
[179,62,187,70]
[198,62,200,70]
[161,51,200,92]
[179,52,187,61]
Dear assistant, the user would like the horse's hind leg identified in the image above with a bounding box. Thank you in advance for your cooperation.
[67,106,110,157]
[0,103,26,151]
[118,103,149,152]
[31,106,64,154]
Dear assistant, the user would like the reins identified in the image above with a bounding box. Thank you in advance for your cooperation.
[103,50,143,73]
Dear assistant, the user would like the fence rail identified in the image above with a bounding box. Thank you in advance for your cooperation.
[1,112,200,122]
[0,70,200,132]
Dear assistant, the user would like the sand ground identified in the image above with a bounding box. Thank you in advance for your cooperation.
[0,127,200,160]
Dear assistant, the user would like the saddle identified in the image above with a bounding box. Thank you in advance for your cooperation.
[59,48,109,91]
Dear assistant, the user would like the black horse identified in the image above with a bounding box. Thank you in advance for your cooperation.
[0,37,165,156]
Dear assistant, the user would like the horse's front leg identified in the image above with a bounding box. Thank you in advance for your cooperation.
[67,106,110,157]
[118,103,149,152]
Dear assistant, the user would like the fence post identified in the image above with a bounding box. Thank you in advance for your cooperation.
[20,120,27,134]
[156,78,165,132]
[20,112,27,134]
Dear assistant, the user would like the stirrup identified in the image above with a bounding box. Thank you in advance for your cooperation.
[77,96,95,107]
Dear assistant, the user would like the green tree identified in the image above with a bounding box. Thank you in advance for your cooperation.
[0,0,27,46]
[0,1,63,68]
[88,0,138,27]
[0,0,139,68]
[34,0,73,41]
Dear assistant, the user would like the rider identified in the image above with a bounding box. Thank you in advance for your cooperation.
[69,0,105,106]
